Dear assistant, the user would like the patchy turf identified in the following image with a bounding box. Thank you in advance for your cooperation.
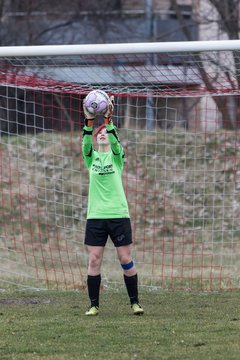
[0,288,240,359]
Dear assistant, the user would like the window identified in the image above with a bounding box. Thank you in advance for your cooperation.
[169,4,193,20]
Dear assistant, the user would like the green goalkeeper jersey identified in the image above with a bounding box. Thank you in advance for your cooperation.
[82,123,130,219]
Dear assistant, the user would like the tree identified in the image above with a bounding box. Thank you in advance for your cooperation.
[171,0,240,129]
[0,0,126,46]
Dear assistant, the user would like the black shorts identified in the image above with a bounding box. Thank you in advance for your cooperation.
[84,218,132,247]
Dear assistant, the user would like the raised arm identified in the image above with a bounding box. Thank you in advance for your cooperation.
[82,98,95,168]
[104,96,125,167]
[106,123,123,156]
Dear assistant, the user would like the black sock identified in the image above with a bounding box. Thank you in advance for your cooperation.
[87,274,101,307]
[124,273,139,305]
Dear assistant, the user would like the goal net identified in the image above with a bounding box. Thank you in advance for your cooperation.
[0,41,239,291]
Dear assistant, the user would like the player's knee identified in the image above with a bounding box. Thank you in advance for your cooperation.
[121,260,134,271]
[89,253,102,270]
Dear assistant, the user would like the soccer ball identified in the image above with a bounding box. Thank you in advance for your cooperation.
[84,90,110,115]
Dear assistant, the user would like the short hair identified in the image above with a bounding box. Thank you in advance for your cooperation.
[93,124,106,138]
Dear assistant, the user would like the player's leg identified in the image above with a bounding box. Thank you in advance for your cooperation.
[84,219,108,316]
[116,245,144,315]
[108,218,144,315]
[85,245,104,316]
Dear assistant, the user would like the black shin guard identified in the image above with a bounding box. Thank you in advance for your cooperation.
[87,274,101,307]
[124,273,139,305]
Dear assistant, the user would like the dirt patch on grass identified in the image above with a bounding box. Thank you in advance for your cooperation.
[0,297,55,305]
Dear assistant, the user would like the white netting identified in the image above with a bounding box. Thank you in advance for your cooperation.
[0,44,239,290]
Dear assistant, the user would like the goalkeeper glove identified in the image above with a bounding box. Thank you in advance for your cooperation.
[83,98,95,127]
[104,96,114,125]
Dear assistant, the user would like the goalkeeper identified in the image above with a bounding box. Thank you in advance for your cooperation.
[82,94,144,316]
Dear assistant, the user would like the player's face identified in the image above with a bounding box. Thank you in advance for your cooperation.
[96,128,109,145]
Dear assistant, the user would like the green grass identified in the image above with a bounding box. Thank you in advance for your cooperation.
[0,289,240,360]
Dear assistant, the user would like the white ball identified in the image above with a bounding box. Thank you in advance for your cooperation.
[84,90,110,115]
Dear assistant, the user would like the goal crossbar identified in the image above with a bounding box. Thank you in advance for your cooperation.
[0,39,240,57]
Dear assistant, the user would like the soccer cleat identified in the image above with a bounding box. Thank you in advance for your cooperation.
[131,303,144,315]
[85,306,99,316]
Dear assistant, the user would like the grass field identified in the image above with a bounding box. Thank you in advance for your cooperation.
[0,288,239,360]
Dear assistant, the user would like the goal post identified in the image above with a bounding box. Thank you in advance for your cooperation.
[0,40,240,291]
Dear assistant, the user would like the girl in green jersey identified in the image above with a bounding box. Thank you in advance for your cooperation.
[82,94,144,316]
